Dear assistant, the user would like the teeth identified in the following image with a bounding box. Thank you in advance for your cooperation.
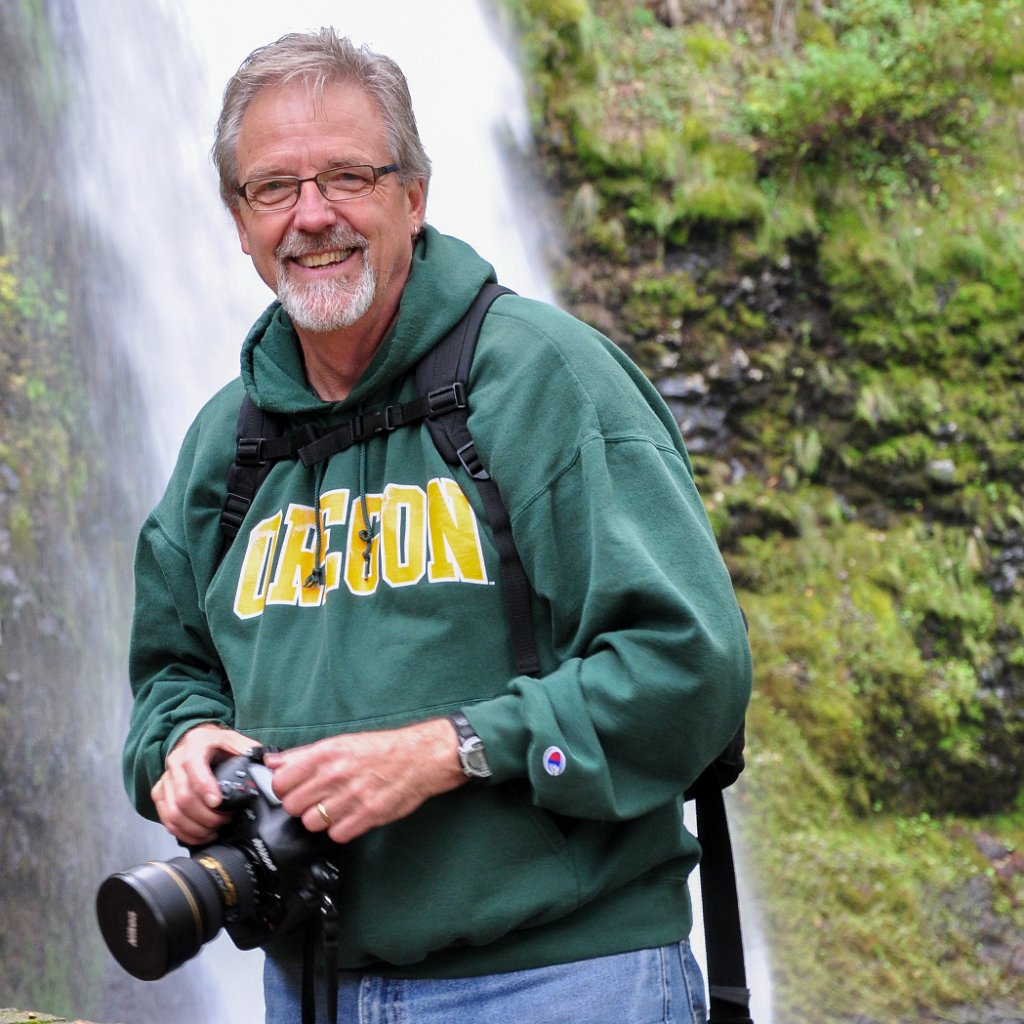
[296,249,353,268]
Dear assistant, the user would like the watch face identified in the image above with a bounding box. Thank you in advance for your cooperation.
[464,747,489,773]
[459,739,492,778]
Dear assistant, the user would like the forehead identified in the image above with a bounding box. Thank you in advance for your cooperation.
[236,78,388,177]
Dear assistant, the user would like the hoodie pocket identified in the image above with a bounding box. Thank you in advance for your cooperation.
[334,783,581,967]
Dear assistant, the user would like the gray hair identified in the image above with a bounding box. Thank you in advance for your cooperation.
[212,28,432,209]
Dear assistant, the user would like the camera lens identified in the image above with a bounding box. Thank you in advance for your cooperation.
[96,845,255,980]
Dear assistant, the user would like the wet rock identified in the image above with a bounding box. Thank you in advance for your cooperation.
[658,372,709,401]
[985,528,1024,598]
[0,1013,85,1024]
[926,457,958,486]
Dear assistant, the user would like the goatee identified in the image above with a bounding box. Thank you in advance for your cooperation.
[275,227,377,332]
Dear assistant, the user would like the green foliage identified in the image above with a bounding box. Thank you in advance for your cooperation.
[468,0,1024,1015]
[500,0,604,109]
[0,255,83,564]
[737,732,1024,1021]
[730,493,1022,819]
[743,0,1017,207]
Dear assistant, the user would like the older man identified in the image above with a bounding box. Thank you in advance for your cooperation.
[124,28,751,1024]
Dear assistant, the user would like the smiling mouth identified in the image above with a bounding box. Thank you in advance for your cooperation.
[293,248,359,269]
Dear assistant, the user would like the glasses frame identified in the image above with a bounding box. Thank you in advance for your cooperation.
[236,163,400,212]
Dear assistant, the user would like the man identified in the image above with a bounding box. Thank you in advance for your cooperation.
[124,28,752,1024]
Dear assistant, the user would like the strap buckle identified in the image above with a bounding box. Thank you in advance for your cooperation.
[220,493,251,534]
[427,382,467,416]
[236,437,267,466]
[456,440,490,481]
[383,405,401,432]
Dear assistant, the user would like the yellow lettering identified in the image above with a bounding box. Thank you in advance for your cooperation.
[317,489,349,594]
[381,484,427,587]
[233,511,283,620]
[232,479,489,617]
[266,504,319,607]
[345,494,384,596]
[266,494,347,608]
[426,478,488,584]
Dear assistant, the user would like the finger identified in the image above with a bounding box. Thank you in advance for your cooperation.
[299,799,362,844]
[166,759,225,822]
[181,756,224,810]
[153,769,229,842]
[267,747,335,812]
[301,798,336,835]
[265,747,316,797]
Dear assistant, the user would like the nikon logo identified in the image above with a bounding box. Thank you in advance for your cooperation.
[126,910,139,948]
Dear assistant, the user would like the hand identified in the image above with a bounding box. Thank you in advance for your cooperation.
[151,723,258,846]
[264,719,466,844]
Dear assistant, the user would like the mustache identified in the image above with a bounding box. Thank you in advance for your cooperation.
[275,226,368,261]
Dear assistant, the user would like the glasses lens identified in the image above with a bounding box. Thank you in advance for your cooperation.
[318,165,376,200]
[246,178,299,210]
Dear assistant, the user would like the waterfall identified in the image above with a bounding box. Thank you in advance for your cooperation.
[74,0,556,481]
[52,1,557,1020]
[4,0,770,1019]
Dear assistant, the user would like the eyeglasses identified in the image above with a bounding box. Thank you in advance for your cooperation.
[236,163,400,212]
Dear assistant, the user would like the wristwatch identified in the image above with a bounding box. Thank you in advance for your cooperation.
[446,711,492,781]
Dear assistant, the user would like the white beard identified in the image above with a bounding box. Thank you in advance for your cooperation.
[276,253,377,333]
[274,224,379,333]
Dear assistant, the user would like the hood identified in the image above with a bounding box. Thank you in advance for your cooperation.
[238,226,497,418]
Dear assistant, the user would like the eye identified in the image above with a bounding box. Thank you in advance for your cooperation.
[320,166,374,194]
[249,178,297,205]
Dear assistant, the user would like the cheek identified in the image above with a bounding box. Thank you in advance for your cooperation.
[240,230,284,292]
[243,226,282,272]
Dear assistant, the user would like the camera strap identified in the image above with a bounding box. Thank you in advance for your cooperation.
[302,895,340,1024]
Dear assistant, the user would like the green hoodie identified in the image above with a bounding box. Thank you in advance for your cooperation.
[125,226,752,977]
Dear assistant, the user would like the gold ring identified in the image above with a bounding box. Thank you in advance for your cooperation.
[316,801,333,826]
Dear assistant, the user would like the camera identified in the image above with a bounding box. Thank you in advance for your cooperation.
[96,747,339,981]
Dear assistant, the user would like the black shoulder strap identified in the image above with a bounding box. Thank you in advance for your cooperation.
[690,613,753,1023]
[220,395,291,555]
[416,283,542,678]
[695,782,754,1024]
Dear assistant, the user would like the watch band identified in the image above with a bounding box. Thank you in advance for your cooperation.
[446,711,492,781]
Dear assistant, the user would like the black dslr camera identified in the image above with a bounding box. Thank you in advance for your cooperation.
[96,747,339,980]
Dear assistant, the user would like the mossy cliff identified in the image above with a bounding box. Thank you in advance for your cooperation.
[3,0,1024,1021]
[495,0,1024,1021]
[0,2,153,1017]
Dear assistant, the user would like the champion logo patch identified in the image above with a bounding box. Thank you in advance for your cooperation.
[543,746,566,776]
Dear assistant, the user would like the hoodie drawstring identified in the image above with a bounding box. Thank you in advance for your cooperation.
[303,461,328,589]
[357,442,379,580]
[303,437,378,589]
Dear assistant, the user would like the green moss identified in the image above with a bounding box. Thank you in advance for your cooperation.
[0,257,84,542]
[481,0,1024,1015]
[740,683,1024,1019]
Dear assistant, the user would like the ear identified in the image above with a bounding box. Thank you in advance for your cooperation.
[230,206,253,256]
[405,178,427,236]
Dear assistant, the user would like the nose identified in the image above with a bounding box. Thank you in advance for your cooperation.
[290,178,341,233]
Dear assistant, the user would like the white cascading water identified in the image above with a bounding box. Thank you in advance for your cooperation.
[71,1,770,1020]
[76,0,554,482]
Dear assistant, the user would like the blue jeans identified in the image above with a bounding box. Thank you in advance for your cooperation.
[264,942,708,1023]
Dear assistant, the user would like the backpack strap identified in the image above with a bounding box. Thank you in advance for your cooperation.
[694,781,753,1024]
[218,382,472,549]
[220,395,291,552]
[416,283,541,677]
[689,608,753,1023]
